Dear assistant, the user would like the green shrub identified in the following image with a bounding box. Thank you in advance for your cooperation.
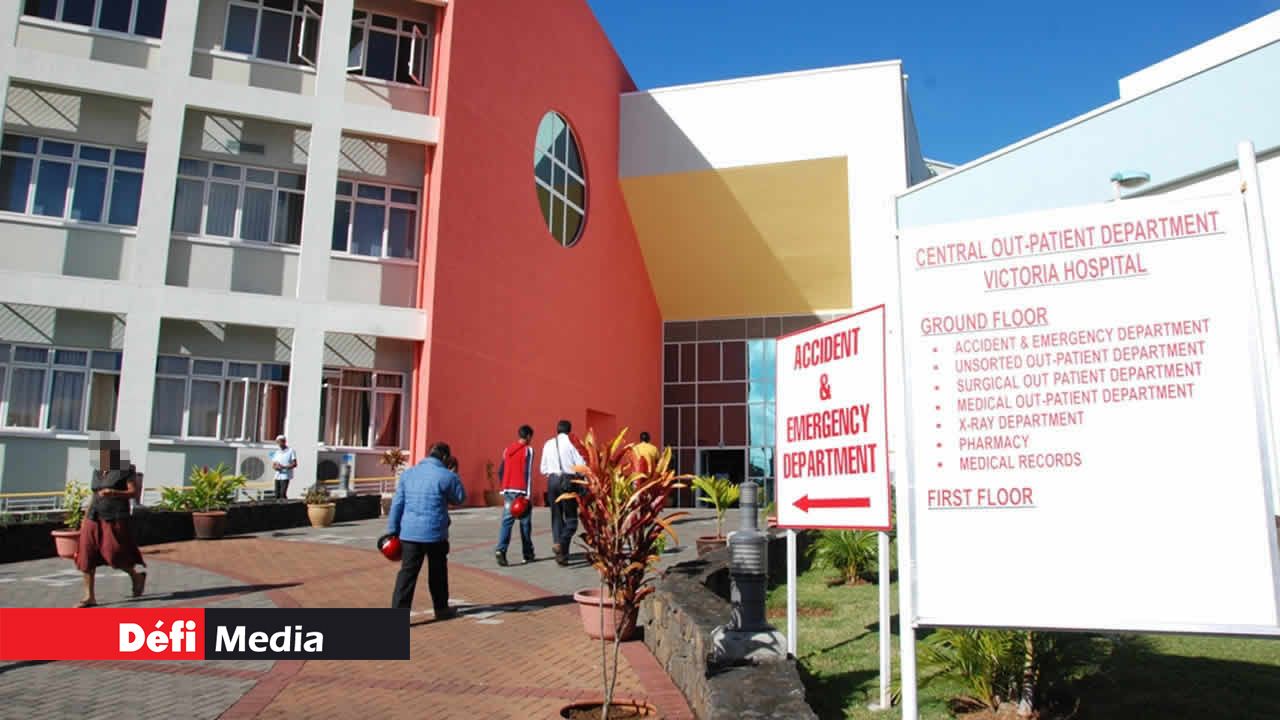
[691,475,739,537]
[303,484,331,505]
[807,529,878,584]
[62,479,92,529]
[158,464,246,512]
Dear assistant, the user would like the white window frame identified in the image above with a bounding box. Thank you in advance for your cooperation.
[22,0,166,39]
[222,0,318,65]
[296,3,321,66]
[0,133,147,228]
[173,157,306,247]
[533,113,586,247]
[152,355,289,442]
[320,367,405,450]
[0,344,122,433]
[347,10,431,87]
[332,179,421,260]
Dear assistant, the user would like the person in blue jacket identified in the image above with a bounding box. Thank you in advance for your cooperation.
[387,442,466,619]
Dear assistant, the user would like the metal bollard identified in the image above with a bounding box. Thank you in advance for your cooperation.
[728,480,769,631]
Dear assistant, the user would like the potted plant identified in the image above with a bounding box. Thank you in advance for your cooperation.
[378,449,408,516]
[51,479,91,559]
[690,475,740,556]
[159,464,246,540]
[558,427,686,719]
[304,484,336,527]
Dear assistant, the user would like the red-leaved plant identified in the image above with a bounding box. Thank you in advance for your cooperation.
[560,427,688,718]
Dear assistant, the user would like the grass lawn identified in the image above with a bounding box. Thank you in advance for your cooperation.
[766,566,1280,719]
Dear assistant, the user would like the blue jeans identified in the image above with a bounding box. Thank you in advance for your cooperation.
[496,492,534,559]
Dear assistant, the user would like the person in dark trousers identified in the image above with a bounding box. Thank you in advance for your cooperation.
[541,419,585,566]
[77,435,146,607]
[494,424,536,566]
[387,442,466,619]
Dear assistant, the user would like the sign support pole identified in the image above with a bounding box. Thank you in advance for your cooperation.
[873,530,892,710]
[786,529,798,656]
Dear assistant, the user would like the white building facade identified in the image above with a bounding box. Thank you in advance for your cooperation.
[0,0,444,498]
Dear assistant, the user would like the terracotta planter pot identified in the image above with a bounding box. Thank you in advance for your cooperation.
[695,535,727,556]
[559,700,658,719]
[573,588,637,641]
[307,503,336,528]
[192,511,228,540]
[51,529,80,559]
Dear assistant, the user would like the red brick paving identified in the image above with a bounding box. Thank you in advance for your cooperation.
[141,537,693,720]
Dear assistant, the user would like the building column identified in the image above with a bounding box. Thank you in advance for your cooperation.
[284,325,326,497]
[294,0,355,303]
[0,4,16,113]
[114,302,162,478]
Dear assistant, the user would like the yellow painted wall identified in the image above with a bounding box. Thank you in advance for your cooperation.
[621,156,851,320]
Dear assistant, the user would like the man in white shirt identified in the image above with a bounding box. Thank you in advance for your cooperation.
[271,435,298,500]
[540,419,585,566]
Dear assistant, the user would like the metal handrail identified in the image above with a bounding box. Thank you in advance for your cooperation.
[0,491,64,513]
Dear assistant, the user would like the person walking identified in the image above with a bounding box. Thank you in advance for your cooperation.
[632,431,659,469]
[494,425,536,566]
[76,435,146,607]
[271,435,297,500]
[541,419,585,566]
[387,442,466,620]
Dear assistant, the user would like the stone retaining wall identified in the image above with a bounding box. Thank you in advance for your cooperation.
[639,533,818,720]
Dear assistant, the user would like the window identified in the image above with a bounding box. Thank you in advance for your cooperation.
[23,0,168,39]
[172,158,306,246]
[320,368,404,448]
[332,180,419,259]
[151,356,289,441]
[533,112,586,247]
[0,133,146,227]
[348,12,431,86]
[223,0,322,65]
[0,344,121,432]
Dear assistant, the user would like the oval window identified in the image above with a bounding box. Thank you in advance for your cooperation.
[533,112,585,247]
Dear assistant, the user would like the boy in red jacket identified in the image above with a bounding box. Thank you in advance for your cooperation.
[494,425,536,566]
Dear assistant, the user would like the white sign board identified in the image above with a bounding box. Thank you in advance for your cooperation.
[897,193,1280,635]
[775,306,892,530]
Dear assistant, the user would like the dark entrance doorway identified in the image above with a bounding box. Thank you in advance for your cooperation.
[699,448,745,488]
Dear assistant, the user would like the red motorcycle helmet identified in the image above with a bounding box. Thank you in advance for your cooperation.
[510,495,531,519]
[377,534,402,562]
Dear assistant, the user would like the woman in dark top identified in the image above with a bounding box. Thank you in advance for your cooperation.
[76,442,146,607]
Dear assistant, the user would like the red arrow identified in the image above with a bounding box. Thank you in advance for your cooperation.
[793,494,871,513]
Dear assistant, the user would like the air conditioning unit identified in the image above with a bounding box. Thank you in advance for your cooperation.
[236,448,275,485]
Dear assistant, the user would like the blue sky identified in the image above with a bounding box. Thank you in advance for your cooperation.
[586,1,1277,164]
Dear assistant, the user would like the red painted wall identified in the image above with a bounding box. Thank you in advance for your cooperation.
[413,0,662,505]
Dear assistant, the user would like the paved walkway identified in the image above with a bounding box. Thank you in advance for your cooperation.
[0,507,721,720]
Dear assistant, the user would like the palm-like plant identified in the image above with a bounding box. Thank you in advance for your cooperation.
[922,628,1023,711]
[379,448,408,475]
[61,479,92,530]
[808,529,878,584]
[159,464,246,512]
[561,427,688,718]
[691,475,739,538]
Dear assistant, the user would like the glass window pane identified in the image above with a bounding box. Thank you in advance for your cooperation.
[212,163,242,179]
[347,24,365,69]
[107,171,143,226]
[566,177,585,210]
[228,362,256,378]
[133,0,166,38]
[261,383,287,440]
[550,196,564,242]
[274,190,304,245]
[41,141,74,157]
[373,392,400,446]
[32,160,71,217]
[260,364,289,381]
[331,200,351,251]
[62,0,95,26]
[172,177,204,233]
[386,207,415,259]
[356,184,385,201]
[206,183,238,236]
[294,12,319,64]
[150,377,185,435]
[156,355,189,374]
[371,13,396,29]
[188,380,221,437]
[91,351,123,371]
[24,0,59,20]
[336,180,352,196]
[2,135,38,153]
[340,370,371,387]
[564,208,583,246]
[240,186,273,242]
[566,137,583,177]
[337,388,371,446]
[113,150,146,169]
[225,4,258,54]
[375,374,402,388]
[277,172,305,190]
[79,146,111,162]
[87,372,119,431]
[47,370,85,430]
[99,0,133,33]
[14,347,49,363]
[0,156,34,213]
[6,367,46,427]
[0,343,8,361]
[71,164,107,222]
[178,158,208,176]
[364,30,397,80]
[192,359,223,376]
[395,34,413,84]
[245,168,274,184]
[54,350,88,366]
[352,203,385,256]
[257,10,292,62]
[221,380,247,439]
[390,188,417,205]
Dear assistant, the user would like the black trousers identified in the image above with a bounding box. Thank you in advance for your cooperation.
[392,540,450,613]
[274,478,289,500]
[547,474,579,554]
